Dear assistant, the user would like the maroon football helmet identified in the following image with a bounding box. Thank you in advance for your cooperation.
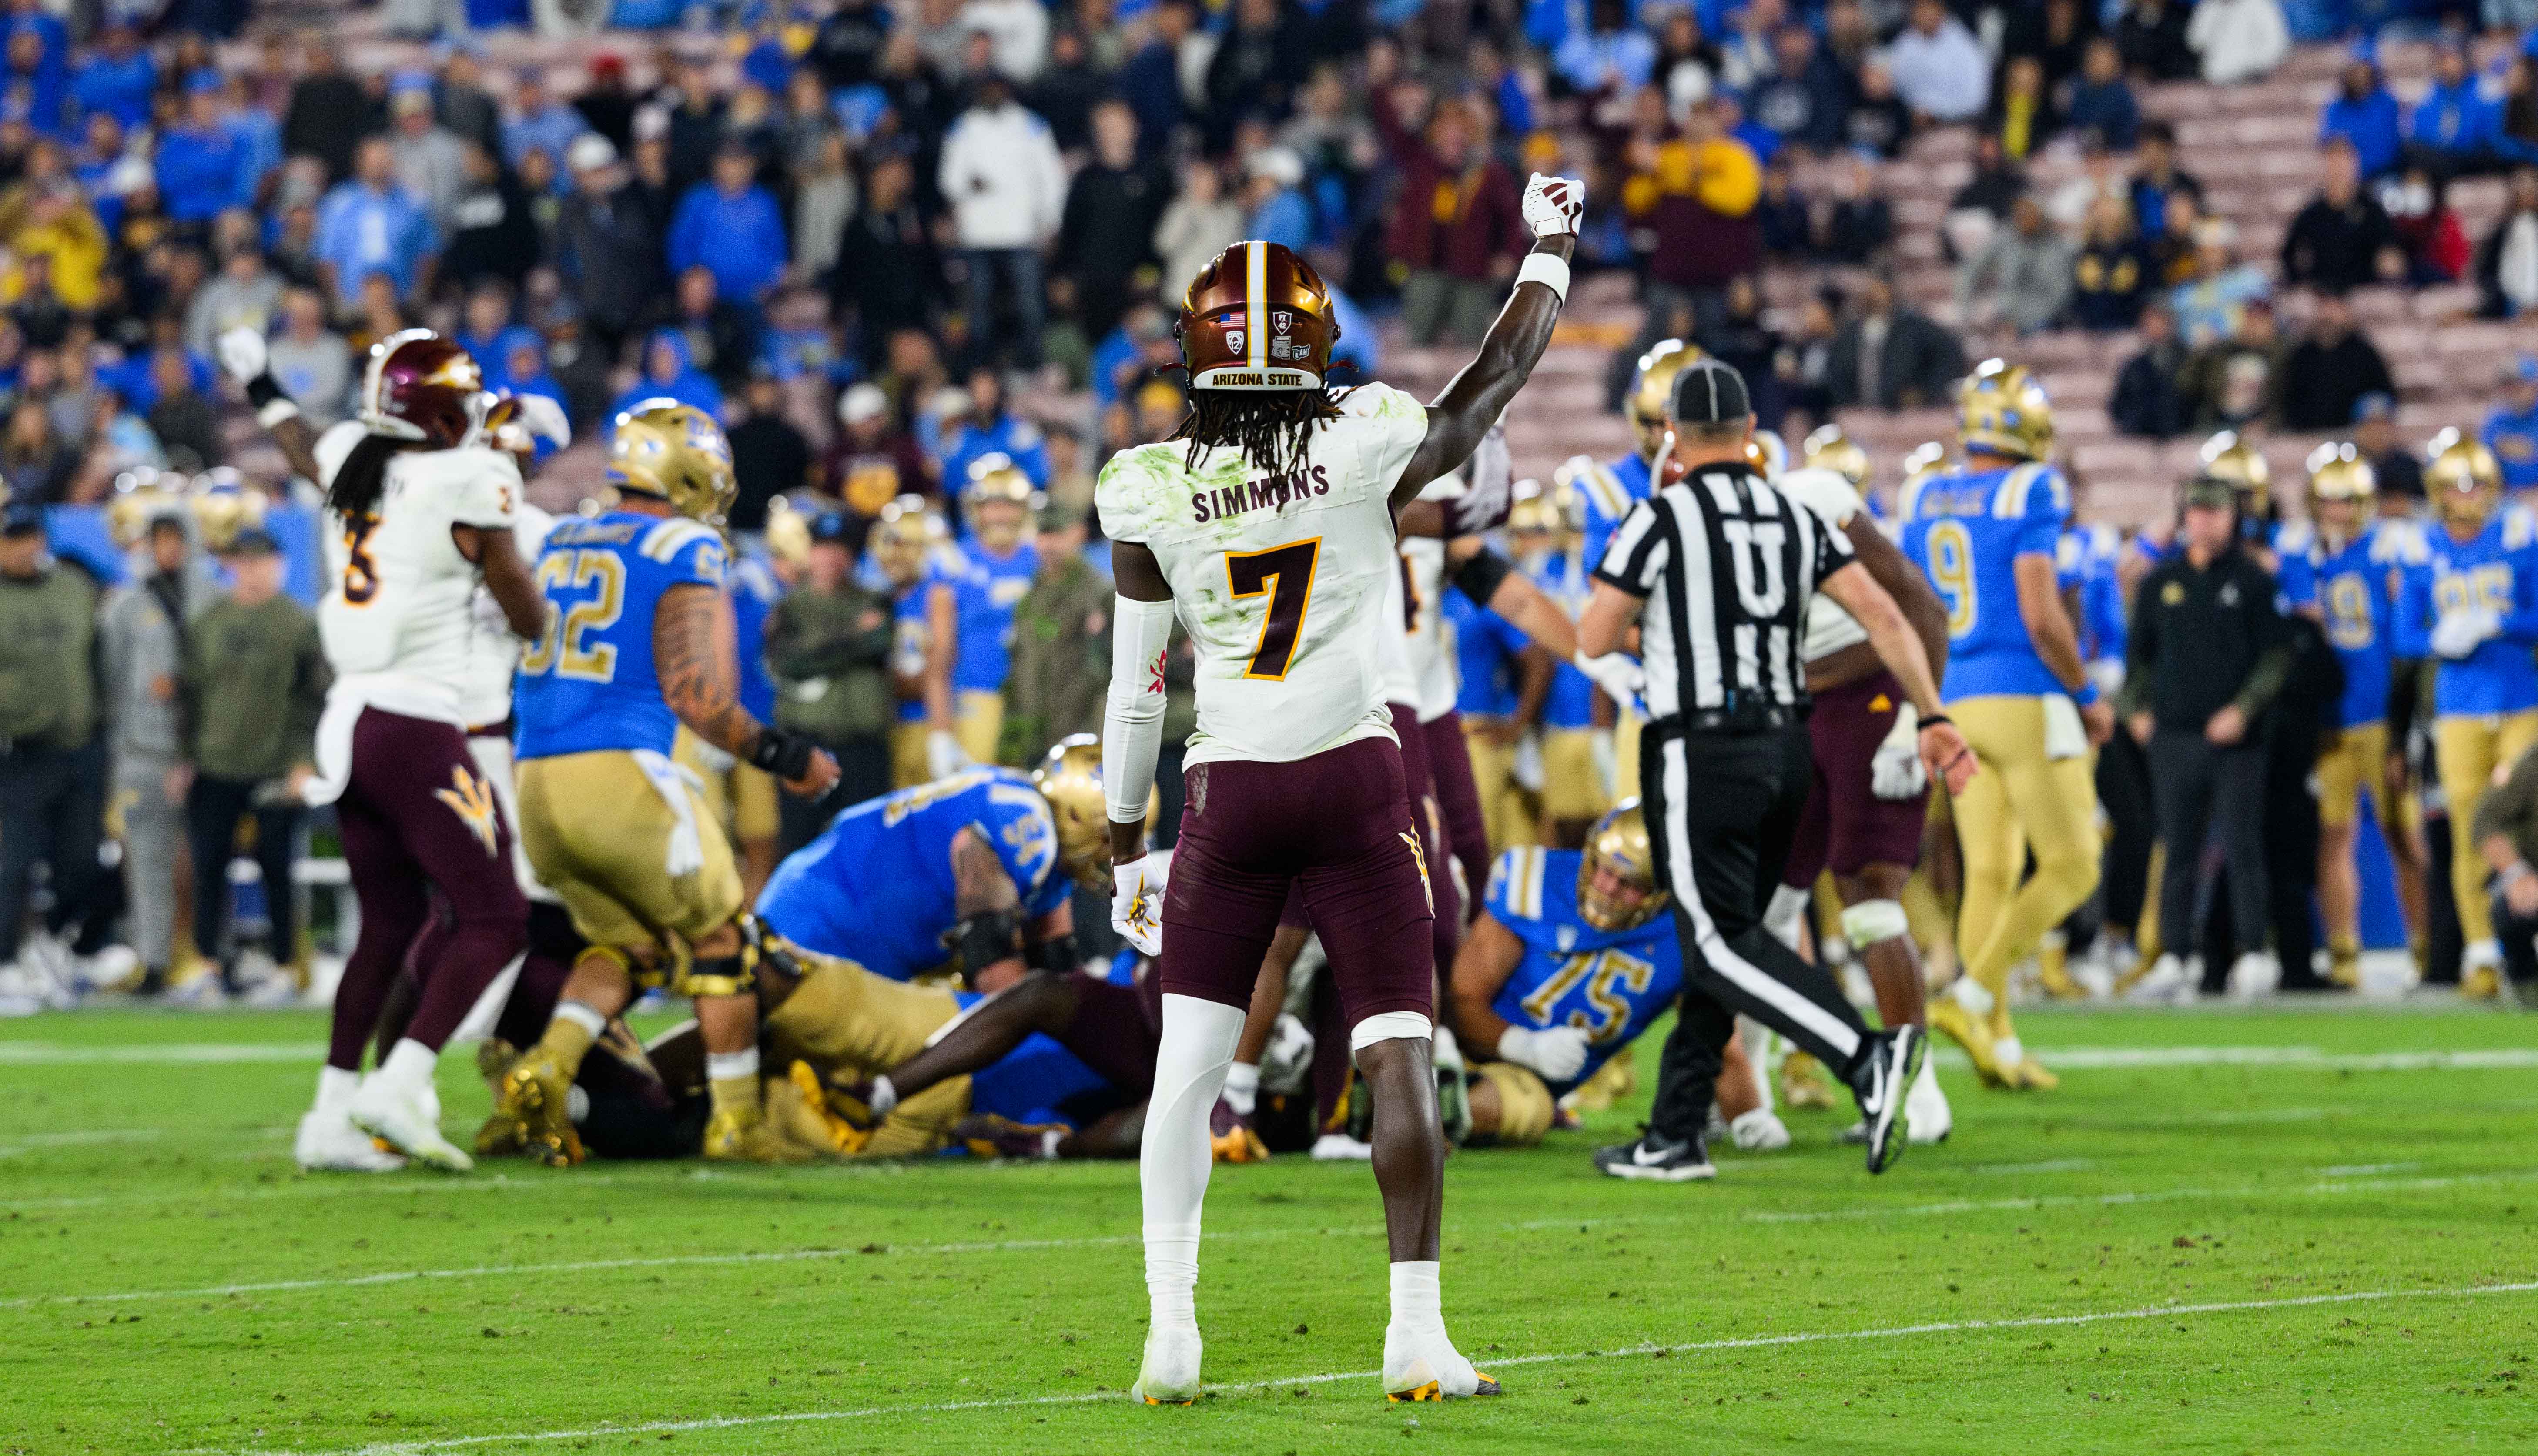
[1179,241,1337,392]
[359,329,486,448]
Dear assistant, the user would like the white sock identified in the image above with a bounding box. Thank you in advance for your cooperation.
[552,1000,606,1038]
[1220,1061,1259,1117]
[315,1065,360,1114]
[1993,1034,2024,1068]
[706,1048,760,1082]
[1911,1050,1941,1098]
[1142,994,1245,1332]
[868,1074,899,1118]
[1389,1259,1444,1333]
[379,1038,438,1095]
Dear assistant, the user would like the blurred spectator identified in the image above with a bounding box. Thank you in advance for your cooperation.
[970,0,1052,85]
[1241,147,1312,253]
[2180,296,2284,428]
[2484,356,2538,492]
[664,267,760,392]
[72,23,154,133]
[1033,29,1106,153]
[1634,98,1761,335]
[2320,52,2401,181]
[2278,293,2392,432]
[939,74,1066,369]
[2,185,102,319]
[2402,43,2493,179]
[147,348,222,471]
[2113,0,2196,84]
[1821,155,1893,264]
[280,34,370,186]
[2065,37,2140,153]
[1748,26,1845,154]
[939,368,1049,489]
[1651,9,1718,113]
[793,134,856,282]
[1754,157,1811,259]
[1117,0,1195,151]
[555,134,661,359]
[2002,0,2095,94]
[2170,218,2270,348]
[1379,91,1523,347]
[1944,132,2024,261]
[3,400,71,503]
[1987,55,2060,164]
[267,288,351,427]
[2070,195,2155,331]
[2281,139,2401,294]
[2380,164,2468,285]
[184,245,280,356]
[1713,0,1779,94]
[1201,0,1306,150]
[1154,157,1245,303]
[1054,100,1167,344]
[0,499,101,996]
[811,0,894,90]
[2351,392,2422,502]
[1888,0,1989,125]
[433,44,502,158]
[767,509,896,845]
[505,69,591,184]
[574,54,639,153]
[386,79,469,236]
[670,140,790,306]
[1089,298,1179,411]
[2500,57,2538,164]
[176,527,325,999]
[443,144,539,290]
[314,137,438,309]
[2112,301,2191,438]
[2474,166,2538,319]
[1843,59,1912,158]
[1555,0,1657,95]
[998,500,1111,767]
[2128,122,2205,244]
[1959,195,2076,335]
[2185,0,2288,87]
[730,369,816,534]
[828,381,934,514]
[1776,287,1841,422]
[612,330,725,425]
[159,73,258,227]
[835,151,944,371]
[1828,273,1965,410]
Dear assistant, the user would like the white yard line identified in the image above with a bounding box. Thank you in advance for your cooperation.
[0,1042,331,1064]
[186,1280,2538,1456]
[16,1165,2531,1313]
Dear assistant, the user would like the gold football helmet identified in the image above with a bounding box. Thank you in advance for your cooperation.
[1577,800,1668,932]
[107,471,184,547]
[1801,424,1870,487]
[1901,441,1949,492]
[1033,734,1155,890]
[1507,477,1580,544]
[188,470,266,552]
[870,494,935,589]
[763,496,812,568]
[1626,339,1701,462]
[2197,430,2271,492]
[2305,442,2376,505]
[609,399,737,525]
[963,454,1040,554]
[1957,359,2055,461]
[2428,427,2502,530]
[1744,428,1788,481]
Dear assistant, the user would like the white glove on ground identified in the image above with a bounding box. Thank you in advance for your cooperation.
[1871,700,1926,800]
[925,729,967,781]
[1497,1024,1590,1083]
[215,326,268,384]
[1110,855,1166,956]
[1520,173,1584,239]
[2431,608,2499,660]
[1575,652,1645,716]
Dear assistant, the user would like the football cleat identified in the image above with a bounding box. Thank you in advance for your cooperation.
[1209,1098,1269,1163]
[1132,1325,1203,1405]
[295,1106,407,1173]
[702,1102,800,1163]
[495,1051,584,1167]
[1925,998,2004,1087]
[1431,1029,1471,1146]
[2327,951,2362,989]
[2005,1055,2059,1091]
[2461,964,2502,1000]
[1776,1050,1838,1109]
[1905,1057,1953,1143]
[348,1074,473,1172]
[1592,1127,1714,1181]
[1383,1323,1492,1402]
[1728,1108,1790,1151]
[1309,1133,1373,1161]
[1847,1025,1924,1175]
[1566,1046,1635,1112]
[2036,934,2086,999]
[773,1060,871,1156]
[954,1113,1067,1160]
[2123,953,2195,1005]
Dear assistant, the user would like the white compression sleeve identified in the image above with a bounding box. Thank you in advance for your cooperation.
[1104,594,1177,827]
[1141,993,1246,1330]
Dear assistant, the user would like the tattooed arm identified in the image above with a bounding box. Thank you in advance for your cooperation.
[655,583,842,797]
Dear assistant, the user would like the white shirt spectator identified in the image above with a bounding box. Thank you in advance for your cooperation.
[938,99,1067,250]
[1885,14,1989,124]
[2186,0,2290,86]
[962,0,1050,82]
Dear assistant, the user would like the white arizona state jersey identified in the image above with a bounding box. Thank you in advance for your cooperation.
[314,421,520,722]
[1400,536,1457,720]
[455,501,555,729]
[1097,382,1429,765]
[1774,465,1869,663]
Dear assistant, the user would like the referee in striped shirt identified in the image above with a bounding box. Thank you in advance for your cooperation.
[1577,358,1975,1177]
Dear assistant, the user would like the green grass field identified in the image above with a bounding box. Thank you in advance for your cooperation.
[3,1004,2535,1456]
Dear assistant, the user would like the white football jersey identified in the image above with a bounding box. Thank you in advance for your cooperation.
[1400,536,1457,720]
[315,421,521,723]
[455,502,556,728]
[1774,466,1869,664]
[1097,382,1429,765]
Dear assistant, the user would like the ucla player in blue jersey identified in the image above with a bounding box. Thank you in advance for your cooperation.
[931,457,1041,774]
[2397,432,2538,998]
[493,400,844,1167]
[1898,362,2110,1088]
[1511,479,1609,844]
[865,495,948,787]
[675,502,791,899]
[1573,340,1698,800]
[2279,445,2427,987]
[1445,568,1534,853]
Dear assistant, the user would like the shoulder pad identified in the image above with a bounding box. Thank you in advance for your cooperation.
[640,516,720,563]
[1338,381,1423,424]
[1573,455,1630,521]
[1775,467,1862,530]
[2506,506,2537,550]
[1486,845,1549,924]
[2274,520,2316,556]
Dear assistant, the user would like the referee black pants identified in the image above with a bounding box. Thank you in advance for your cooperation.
[1640,721,1874,1143]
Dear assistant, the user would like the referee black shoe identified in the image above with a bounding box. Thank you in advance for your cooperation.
[1592,1127,1714,1182]
[1847,1026,1925,1175]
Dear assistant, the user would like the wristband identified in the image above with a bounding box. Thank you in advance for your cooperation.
[1024,931,1081,974]
[1515,251,1570,304]
[747,727,816,781]
[2069,678,2101,708]
[1917,713,1952,731]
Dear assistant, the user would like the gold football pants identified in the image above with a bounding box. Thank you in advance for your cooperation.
[2434,710,2538,948]
[1949,696,2099,1022]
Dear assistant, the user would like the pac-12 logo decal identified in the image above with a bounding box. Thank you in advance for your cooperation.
[434,766,504,857]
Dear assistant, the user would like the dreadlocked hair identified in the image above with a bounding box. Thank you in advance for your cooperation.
[1173,389,1343,478]
[325,434,427,524]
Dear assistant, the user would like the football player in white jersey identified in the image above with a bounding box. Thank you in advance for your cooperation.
[219,327,558,1173]
[1096,176,1587,1408]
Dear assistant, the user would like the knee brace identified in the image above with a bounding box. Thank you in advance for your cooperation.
[1763,883,1809,952]
[1839,898,1910,949]
[1349,1010,1432,1055]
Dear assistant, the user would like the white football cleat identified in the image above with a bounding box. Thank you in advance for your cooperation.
[1383,1322,1494,1402]
[0,962,43,1017]
[2227,951,2279,1001]
[1905,1056,1952,1143]
[1310,1133,1373,1161]
[1131,1324,1204,1405]
[295,1107,406,1173]
[72,944,142,994]
[348,1075,473,1172]
[236,972,301,1008]
[2126,953,2193,1005]
[1728,1108,1790,1151]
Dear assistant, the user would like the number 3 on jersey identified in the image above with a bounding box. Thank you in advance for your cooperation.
[1226,538,1320,680]
[520,549,626,681]
[1926,519,1977,639]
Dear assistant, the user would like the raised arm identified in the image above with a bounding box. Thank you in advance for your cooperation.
[1391,175,1584,512]
[655,582,840,799]
[216,326,325,485]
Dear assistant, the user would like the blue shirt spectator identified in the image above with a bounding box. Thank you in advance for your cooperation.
[312,138,440,306]
[1554,0,1657,94]
[68,24,151,131]
[503,73,590,190]
[666,145,790,303]
[608,329,725,428]
[2406,48,2494,164]
[156,78,257,224]
[2065,40,2141,152]
[2320,54,2402,179]
[1243,150,1313,253]
[2484,358,2538,492]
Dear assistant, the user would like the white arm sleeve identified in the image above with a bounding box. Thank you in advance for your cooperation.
[1103,594,1177,826]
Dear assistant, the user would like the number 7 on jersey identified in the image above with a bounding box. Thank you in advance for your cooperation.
[1226,539,1320,680]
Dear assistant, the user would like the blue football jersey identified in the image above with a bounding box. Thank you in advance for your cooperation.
[943,540,1039,693]
[2397,507,2538,716]
[1445,587,1525,718]
[1483,846,1683,1096]
[756,768,1073,980]
[730,550,784,724]
[889,579,931,723]
[516,512,728,760]
[2278,517,2420,729]
[1528,547,1597,729]
[2057,524,2129,669]
[1576,452,1651,578]
[1898,462,2072,700]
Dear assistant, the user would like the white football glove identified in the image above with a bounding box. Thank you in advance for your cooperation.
[1497,1024,1590,1083]
[2431,607,2499,660]
[1110,855,1167,957]
[1520,173,1585,239]
[509,392,572,449]
[925,728,967,780]
[1871,700,1927,800]
[215,326,269,385]
[1574,651,1645,716]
